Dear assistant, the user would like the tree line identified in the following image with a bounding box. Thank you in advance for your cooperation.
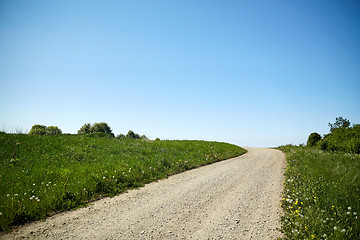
[28,122,148,140]
[307,117,360,154]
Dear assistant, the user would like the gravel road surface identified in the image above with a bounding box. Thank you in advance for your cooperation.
[2,147,286,239]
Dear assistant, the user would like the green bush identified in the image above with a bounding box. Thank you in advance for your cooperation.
[28,125,46,135]
[126,130,140,139]
[78,122,113,136]
[45,126,62,135]
[90,122,112,134]
[116,134,125,139]
[307,132,321,147]
[78,123,91,134]
[311,118,360,154]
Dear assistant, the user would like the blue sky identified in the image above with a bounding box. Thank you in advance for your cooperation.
[1,0,359,147]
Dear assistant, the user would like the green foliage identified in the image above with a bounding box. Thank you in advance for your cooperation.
[45,126,62,135]
[116,134,125,139]
[307,132,322,147]
[329,117,350,133]
[78,123,113,137]
[90,122,112,134]
[279,145,359,239]
[28,125,46,135]
[126,130,140,139]
[29,125,62,136]
[0,132,246,230]
[78,123,91,134]
[318,123,360,154]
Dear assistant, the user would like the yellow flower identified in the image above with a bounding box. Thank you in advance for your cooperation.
[295,201,298,205]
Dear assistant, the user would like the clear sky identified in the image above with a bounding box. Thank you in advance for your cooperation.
[1,0,359,147]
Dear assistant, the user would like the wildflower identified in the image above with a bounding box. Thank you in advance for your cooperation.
[334,227,338,231]
[341,229,346,233]
[6,194,10,197]
[0,212,2,215]
[354,212,357,215]
[103,176,106,179]
[347,212,351,215]
[348,207,351,210]
[33,183,35,186]
[14,194,18,197]
[323,234,327,238]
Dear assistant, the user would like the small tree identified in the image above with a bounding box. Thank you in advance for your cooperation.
[117,134,126,139]
[126,130,140,139]
[329,117,350,133]
[90,122,112,134]
[46,126,62,135]
[307,132,322,147]
[29,125,46,135]
[78,123,91,134]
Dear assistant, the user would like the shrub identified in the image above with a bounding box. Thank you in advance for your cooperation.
[78,123,91,134]
[116,134,125,139]
[307,132,322,147]
[126,130,140,139]
[45,126,62,135]
[28,125,46,135]
[90,122,112,134]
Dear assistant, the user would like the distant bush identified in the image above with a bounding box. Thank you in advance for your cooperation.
[45,126,62,135]
[315,117,360,154]
[307,132,321,147]
[116,134,125,139]
[29,125,47,135]
[126,130,140,139]
[78,122,113,137]
[90,122,112,134]
[155,138,160,141]
[29,125,62,135]
[78,123,91,134]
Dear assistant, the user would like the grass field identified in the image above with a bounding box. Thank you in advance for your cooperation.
[279,145,359,239]
[0,132,246,231]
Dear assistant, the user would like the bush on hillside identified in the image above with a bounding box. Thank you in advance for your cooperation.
[90,122,112,134]
[116,134,126,139]
[126,130,140,139]
[29,125,47,135]
[29,125,62,135]
[307,132,322,147]
[45,126,62,135]
[315,118,360,154]
[78,122,113,137]
[78,123,91,134]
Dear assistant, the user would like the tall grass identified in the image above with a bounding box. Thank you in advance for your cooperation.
[279,145,359,239]
[0,132,246,231]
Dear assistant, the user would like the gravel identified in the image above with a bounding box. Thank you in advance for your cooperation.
[2,147,285,239]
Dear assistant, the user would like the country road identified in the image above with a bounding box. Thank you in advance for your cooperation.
[2,148,286,240]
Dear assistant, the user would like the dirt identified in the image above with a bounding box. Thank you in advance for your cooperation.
[2,147,286,239]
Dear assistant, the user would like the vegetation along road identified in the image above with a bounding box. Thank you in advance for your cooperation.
[3,148,285,239]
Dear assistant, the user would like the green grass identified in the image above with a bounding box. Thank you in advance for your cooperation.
[278,145,359,239]
[0,132,246,231]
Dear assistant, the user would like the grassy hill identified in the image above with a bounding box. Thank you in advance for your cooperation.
[279,145,359,239]
[0,132,246,231]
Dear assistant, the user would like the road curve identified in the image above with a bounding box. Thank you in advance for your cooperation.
[3,147,286,239]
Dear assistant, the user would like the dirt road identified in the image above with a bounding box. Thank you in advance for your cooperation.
[3,148,286,239]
